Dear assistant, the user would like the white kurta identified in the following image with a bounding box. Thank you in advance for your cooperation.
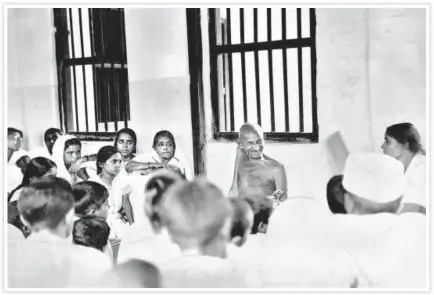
[399,153,426,211]
[261,197,363,288]
[333,213,426,288]
[8,231,112,288]
[160,254,248,288]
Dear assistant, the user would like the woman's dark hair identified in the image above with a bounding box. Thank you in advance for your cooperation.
[72,181,109,217]
[8,127,23,138]
[73,216,110,252]
[385,122,425,155]
[64,138,82,150]
[326,175,347,214]
[8,201,30,238]
[96,146,120,174]
[144,171,183,226]
[114,128,137,155]
[44,128,62,143]
[8,157,57,202]
[152,130,176,152]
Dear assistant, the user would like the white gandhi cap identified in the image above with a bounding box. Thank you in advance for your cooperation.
[342,152,405,203]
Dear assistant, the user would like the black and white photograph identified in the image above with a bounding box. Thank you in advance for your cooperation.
[3,3,430,290]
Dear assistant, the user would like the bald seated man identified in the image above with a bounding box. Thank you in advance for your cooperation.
[228,123,287,234]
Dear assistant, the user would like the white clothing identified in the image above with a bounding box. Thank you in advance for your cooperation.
[333,212,426,288]
[160,255,248,288]
[28,146,53,161]
[262,197,363,288]
[8,231,112,288]
[118,228,181,267]
[8,224,25,243]
[51,135,84,185]
[87,175,131,240]
[227,234,266,288]
[400,154,426,209]
[132,150,193,180]
[343,153,405,203]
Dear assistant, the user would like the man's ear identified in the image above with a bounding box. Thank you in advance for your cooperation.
[236,139,241,147]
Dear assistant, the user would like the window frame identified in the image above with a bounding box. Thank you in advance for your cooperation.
[53,8,130,141]
[208,8,319,143]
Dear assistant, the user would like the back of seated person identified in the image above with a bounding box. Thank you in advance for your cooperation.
[101,259,161,288]
[8,177,111,288]
[73,181,109,220]
[118,171,184,265]
[73,216,110,253]
[158,179,248,288]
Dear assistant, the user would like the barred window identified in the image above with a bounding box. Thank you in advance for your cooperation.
[208,8,318,142]
[53,8,129,138]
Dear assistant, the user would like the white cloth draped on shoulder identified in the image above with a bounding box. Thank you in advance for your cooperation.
[132,150,193,180]
[51,135,84,185]
[262,197,364,288]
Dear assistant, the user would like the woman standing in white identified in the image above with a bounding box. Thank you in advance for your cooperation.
[381,123,426,214]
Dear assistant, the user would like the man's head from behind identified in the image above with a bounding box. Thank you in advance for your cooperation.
[342,153,405,215]
[144,170,185,233]
[18,177,74,238]
[159,179,232,253]
[238,123,265,160]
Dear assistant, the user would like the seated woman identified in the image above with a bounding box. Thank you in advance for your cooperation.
[381,122,426,214]
[78,128,139,180]
[29,128,63,160]
[125,130,193,180]
[88,146,134,238]
[52,135,96,185]
[73,216,111,253]
[8,157,58,237]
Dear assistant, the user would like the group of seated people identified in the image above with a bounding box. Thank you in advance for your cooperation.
[6,121,427,288]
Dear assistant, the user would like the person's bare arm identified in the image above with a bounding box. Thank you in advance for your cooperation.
[125,161,165,174]
[273,164,288,202]
[399,203,426,215]
[77,168,90,181]
[122,194,134,225]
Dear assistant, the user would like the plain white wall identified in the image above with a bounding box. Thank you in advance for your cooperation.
[7,8,60,150]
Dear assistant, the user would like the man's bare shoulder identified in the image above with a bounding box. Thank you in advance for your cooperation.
[264,158,285,171]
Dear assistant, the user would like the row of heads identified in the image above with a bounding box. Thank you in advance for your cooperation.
[7,127,179,159]
[16,171,251,248]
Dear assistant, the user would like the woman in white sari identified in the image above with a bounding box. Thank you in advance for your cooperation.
[51,135,88,186]
[125,130,193,180]
[88,146,133,240]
